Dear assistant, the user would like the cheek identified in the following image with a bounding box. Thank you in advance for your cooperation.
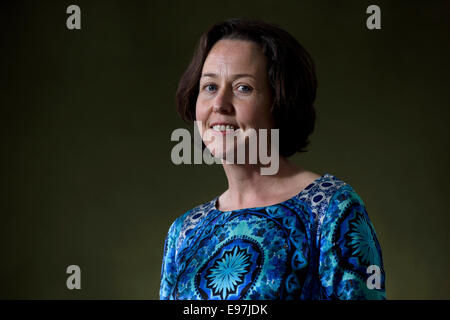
[241,101,273,128]
[195,100,206,122]
[240,103,264,125]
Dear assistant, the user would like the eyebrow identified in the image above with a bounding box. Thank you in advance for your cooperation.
[201,73,256,80]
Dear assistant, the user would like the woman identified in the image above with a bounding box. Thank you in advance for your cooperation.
[160,18,386,300]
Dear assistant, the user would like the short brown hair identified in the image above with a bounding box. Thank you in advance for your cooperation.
[176,18,317,157]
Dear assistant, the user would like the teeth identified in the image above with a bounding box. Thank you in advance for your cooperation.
[212,124,236,132]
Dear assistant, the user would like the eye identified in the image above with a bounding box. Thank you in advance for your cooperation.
[203,84,217,93]
[237,84,253,93]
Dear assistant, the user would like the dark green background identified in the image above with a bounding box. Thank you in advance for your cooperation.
[1,0,449,299]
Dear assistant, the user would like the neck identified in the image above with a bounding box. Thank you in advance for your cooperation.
[219,157,305,209]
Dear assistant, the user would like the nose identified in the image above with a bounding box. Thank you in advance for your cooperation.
[212,87,233,114]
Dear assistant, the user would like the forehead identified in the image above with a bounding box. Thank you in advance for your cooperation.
[202,39,266,74]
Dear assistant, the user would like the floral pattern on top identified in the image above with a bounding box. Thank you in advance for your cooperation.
[160,173,386,300]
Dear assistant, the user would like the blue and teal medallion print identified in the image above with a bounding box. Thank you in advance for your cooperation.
[195,237,264,300]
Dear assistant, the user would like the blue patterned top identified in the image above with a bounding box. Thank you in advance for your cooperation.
[160,173,386,300]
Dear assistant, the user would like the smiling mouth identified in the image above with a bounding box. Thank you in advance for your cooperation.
[210,124,238,132]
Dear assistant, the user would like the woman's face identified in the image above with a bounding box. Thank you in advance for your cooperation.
[195,39,275,161]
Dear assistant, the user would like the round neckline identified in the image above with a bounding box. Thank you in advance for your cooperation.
[212,173,332,213]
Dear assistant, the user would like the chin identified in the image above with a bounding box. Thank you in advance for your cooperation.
[206,143,236,161]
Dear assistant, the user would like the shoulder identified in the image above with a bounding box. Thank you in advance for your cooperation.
[292,173,372,243]
[165,198,217,254]
[312,174,373,245]
[315,177,386,299]
[319,180,371,238]
[294,173,349,221]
